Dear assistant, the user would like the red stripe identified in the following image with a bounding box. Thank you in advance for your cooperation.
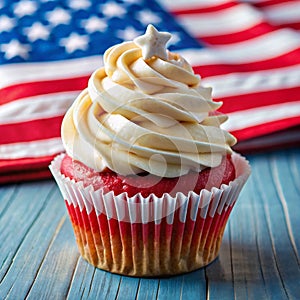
[0,155,56,173]
[0,75,89,105]
[275,22,300,31]
[198,22,276,45]
[0,115,63,144]
[0,168,52,184]
[251,0,297,8]
[193,49,300,78]
[216,86,300,113]
[171,1,237,15]
[0,155,57,184]
[232,115,300,141]
[233,125,300,154]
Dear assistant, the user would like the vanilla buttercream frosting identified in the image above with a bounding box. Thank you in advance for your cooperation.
[61,25,236,177]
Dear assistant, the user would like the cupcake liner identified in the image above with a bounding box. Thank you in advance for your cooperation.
[49,152,250,276]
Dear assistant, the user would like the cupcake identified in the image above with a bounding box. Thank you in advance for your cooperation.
[50,24,250,277]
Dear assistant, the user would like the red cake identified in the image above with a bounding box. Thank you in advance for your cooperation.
[50,25,251,277]
[61,154,236,197]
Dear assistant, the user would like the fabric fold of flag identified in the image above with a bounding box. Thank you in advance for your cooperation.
[1,0,300,184]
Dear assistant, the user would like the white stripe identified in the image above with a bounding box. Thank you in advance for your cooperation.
[178,29,300,65]
[176,5,263,37]
[0,138,64,159]
[0,91,79,124]
[157,0,229,10]
[263,2,300,24]
[223,101,300,131]
[0,55,102,88]
[200,64,300,98]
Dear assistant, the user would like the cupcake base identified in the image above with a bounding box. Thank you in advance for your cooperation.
[50,153,250,277]
[65,199,231,276]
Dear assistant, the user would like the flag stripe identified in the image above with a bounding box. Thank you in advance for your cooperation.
[175,5,264,37]
[0,138,63,160]
[198,21,276,45]
[276,22,300,31]
[0,169,52,184]
[230,116,300,140]
[218,87,300,113]
[193,49,300,77]
[261,2,300,24]
[181,30,300,65]
[157,0,230,11]
[0,154,55,173]
[224,101,300,132]
[201,64,300,98]
[0,91,79,124]
[170,2,236,14]
[0,76,88,105]
[0,55,100,88]
[249,0,298,8]
[0,116,63,145]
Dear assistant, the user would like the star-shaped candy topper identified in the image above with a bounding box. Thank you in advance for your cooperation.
[134,24,171,60]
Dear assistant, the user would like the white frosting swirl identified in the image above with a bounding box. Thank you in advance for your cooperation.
[61,35,236,177]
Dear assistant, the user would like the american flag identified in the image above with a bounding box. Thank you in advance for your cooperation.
[1,0,300,184]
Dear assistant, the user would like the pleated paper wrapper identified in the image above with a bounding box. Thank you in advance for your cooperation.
[49,152,250,277]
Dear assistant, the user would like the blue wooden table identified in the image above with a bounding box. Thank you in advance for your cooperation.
[0,148,299,299]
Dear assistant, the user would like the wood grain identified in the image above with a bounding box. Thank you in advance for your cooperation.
[0,149,299,299]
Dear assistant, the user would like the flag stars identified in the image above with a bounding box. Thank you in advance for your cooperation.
[137,10,161,26]
[24,23,50,42]
[68,0,91,10]
[82,16,107,33]
[60,33,89,53]
[0,15,16,32]
[46,8,71,26]
[101,2,126,18]
[1,40,31,60]
[117,27,142,41]
[168,32,181,46]
[13,0,38,18]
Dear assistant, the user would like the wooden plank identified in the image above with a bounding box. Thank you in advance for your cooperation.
[67,256,122,299]
[247,165,288,300]
[116,276,140,300]
[154,269,206,300]
[229,170,270,300]
[250,153,300,299]
[290,149,300,193]
[66,258,95,299]
[205,226,234,299]
[156,274,186,300]
[181,269,206,299]
[0,184,17,217]
[136,278,159,300]
[271,151,300,256]
[73,267,122,299]
[25,216,79,299]
[0,181,54,288]
[0,183,75,299]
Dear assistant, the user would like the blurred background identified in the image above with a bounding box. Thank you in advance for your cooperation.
[1,0,300,184]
